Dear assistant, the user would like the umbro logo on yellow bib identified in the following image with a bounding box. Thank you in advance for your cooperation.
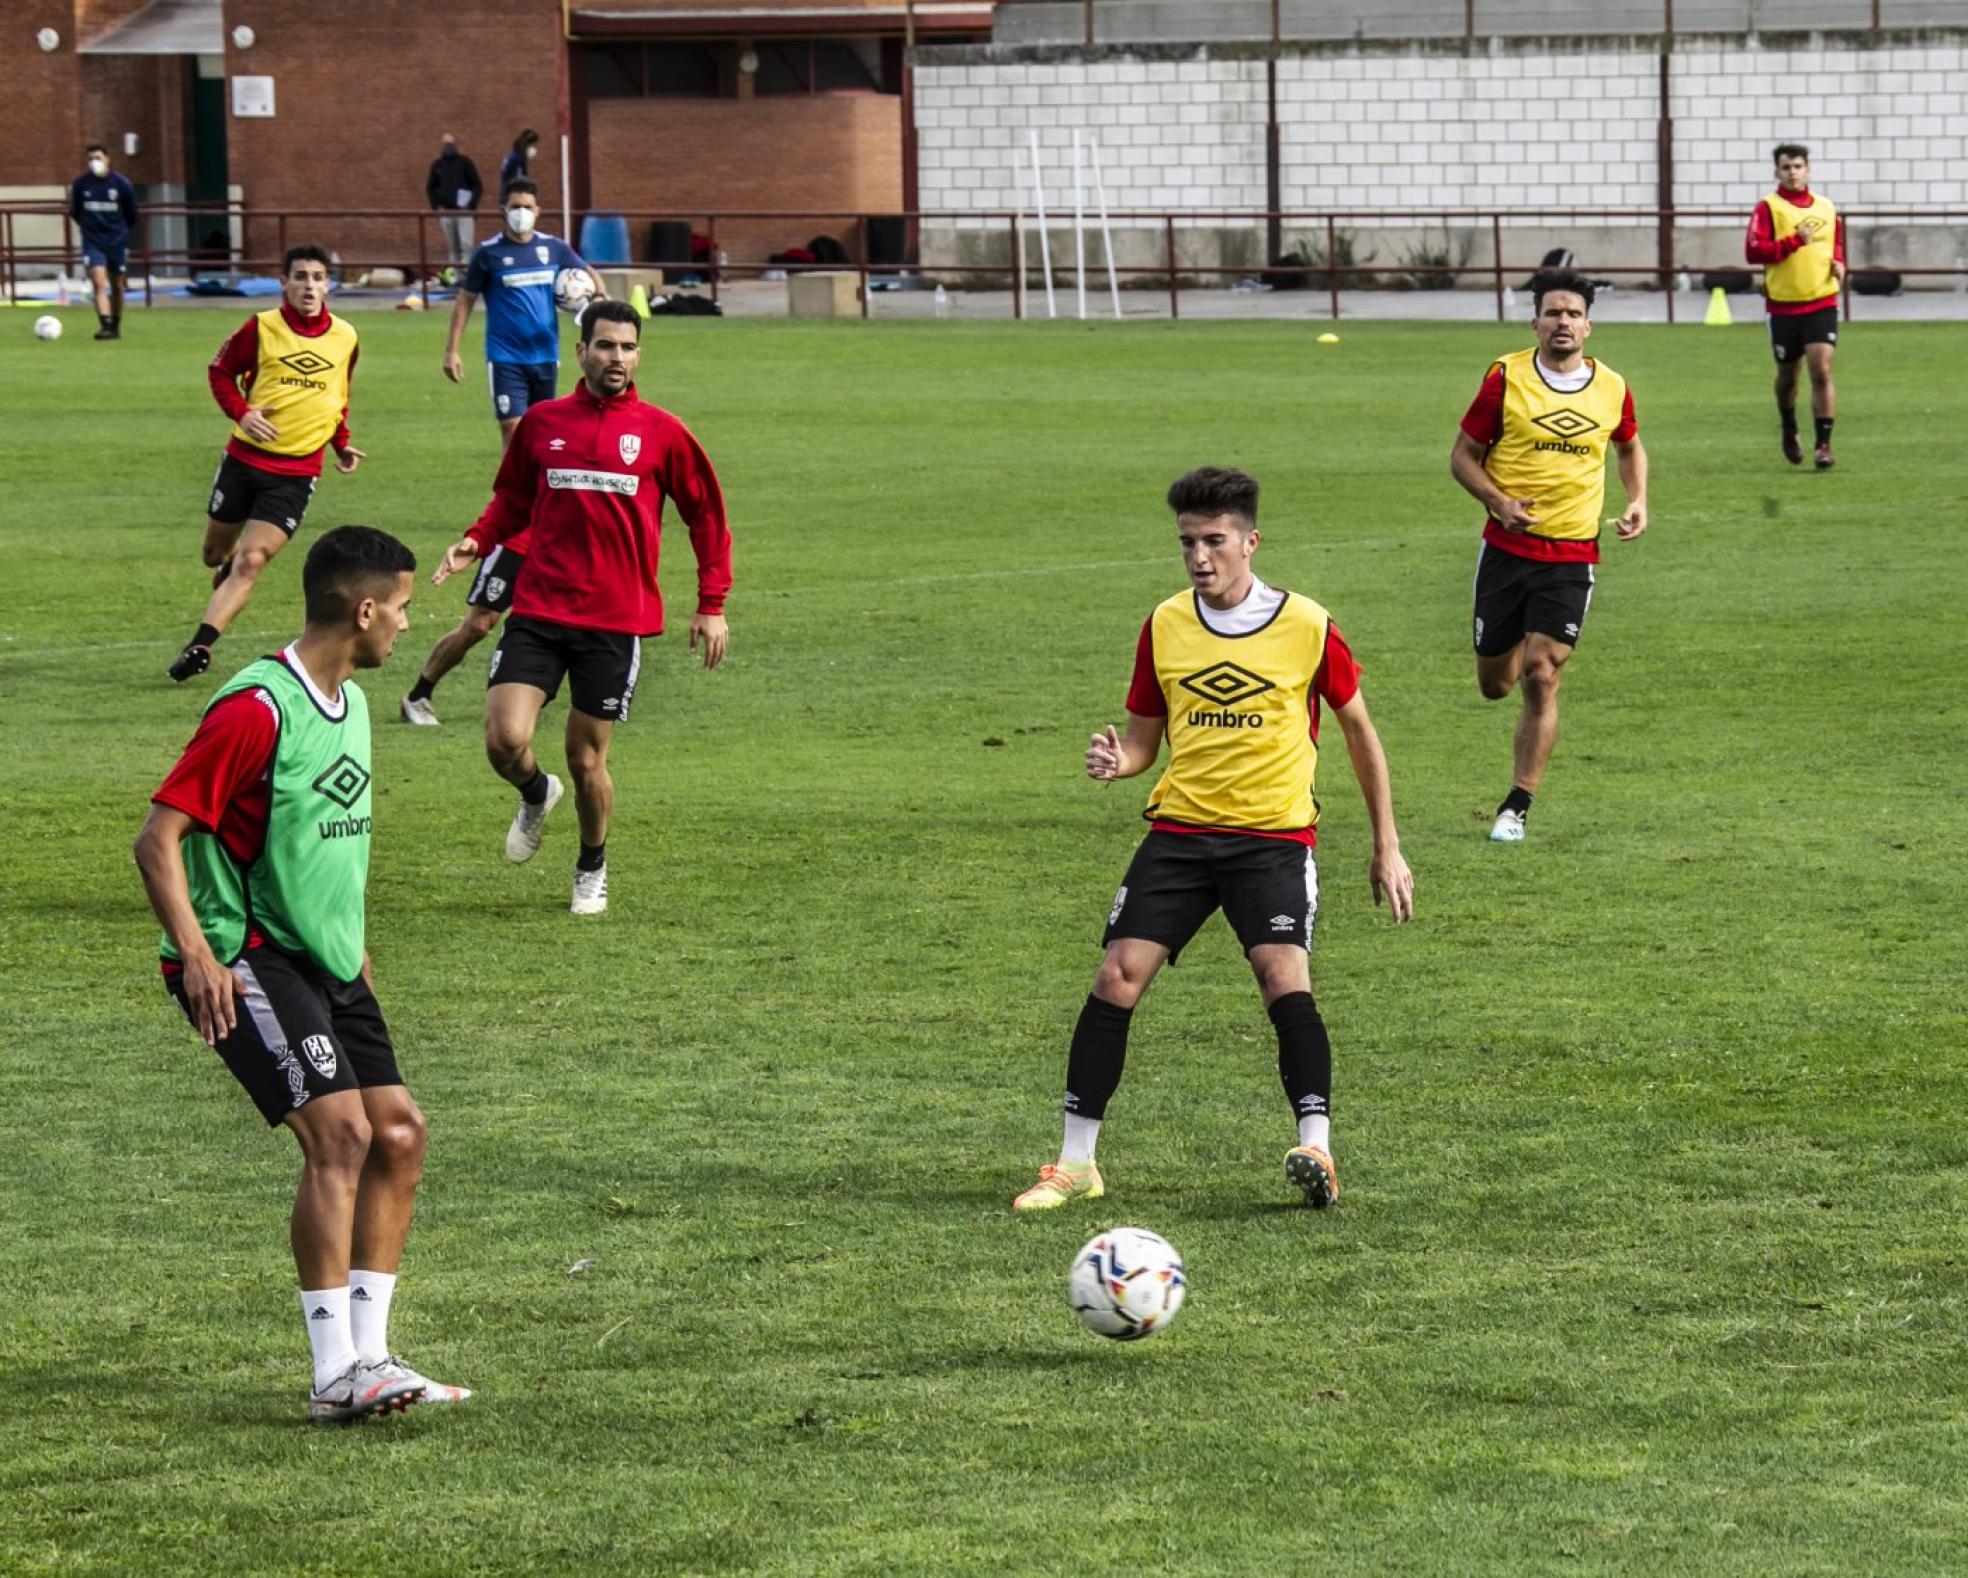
[1530,408,1598,440]
[1178,662,1274,707]
[279,349,336,377]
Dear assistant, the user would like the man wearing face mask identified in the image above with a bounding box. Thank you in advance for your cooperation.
[408,180,599,727]
[424,133,483,272]
[69,143,140,341]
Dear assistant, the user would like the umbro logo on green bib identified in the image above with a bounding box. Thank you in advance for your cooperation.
[312,755,371,810]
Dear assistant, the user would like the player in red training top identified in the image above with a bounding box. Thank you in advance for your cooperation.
[169,246,366,683]
[1745,142,1848,469]
[433,299,732,916]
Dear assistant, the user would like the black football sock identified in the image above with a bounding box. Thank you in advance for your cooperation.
[577,842,606,872]
[1499,785,1533,818]
[1815,417,1834,447]
[192,623,220,649]
[1269,992,1332,1131]
[1064,994,1134,1122]
[406,675,436,703]
[99,312,112,331]
[1778,401,1798,434]
[518,768,551,806]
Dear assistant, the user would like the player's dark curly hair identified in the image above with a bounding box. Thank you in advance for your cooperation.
[580,298,642,344]
[304,526,416,624]
[1167,466,1259,528]
[501,176,539,204]
[282,243,333,277]
[1529,268,1596,313]
[1773,142,1810,165]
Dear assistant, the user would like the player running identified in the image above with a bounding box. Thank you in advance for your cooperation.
[135,526,471,1423]
[402,179,602,727]
[1450,268,1649,844]
[168,245,365,683]
[432,299,732,916]
[68,142,139,341]
[1746,142,1847,469]
[1011,467,1414,1215]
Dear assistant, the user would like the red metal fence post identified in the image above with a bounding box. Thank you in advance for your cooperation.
[1492,214,1504,321]
[418,216,430,308]
[858,213,871,318]
[1166,216,1178,319]
[1327,213,1339,320]
[1011,212,1024,321]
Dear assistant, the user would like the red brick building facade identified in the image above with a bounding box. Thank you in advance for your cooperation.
[7,0,992,273]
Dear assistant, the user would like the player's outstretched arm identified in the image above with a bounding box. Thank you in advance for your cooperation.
[1086,713,1164,782]
[431,536,482,585]
[133,805,239,1046]
[1612,436,1649,540]
[1332,691,1413,924]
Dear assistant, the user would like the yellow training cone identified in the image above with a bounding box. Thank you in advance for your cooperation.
[1703,286,1733,326]
[630,283,653,319]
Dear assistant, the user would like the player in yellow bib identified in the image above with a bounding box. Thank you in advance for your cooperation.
[1745,143,1847,469]
[1450,269,1648,844]
[1012,468,1413,1215]
[169,247,367,682]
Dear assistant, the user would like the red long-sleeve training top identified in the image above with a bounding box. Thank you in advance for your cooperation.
[465,380,731,637]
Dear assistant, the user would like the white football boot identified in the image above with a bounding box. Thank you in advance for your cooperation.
[504,774,564,863]
[399,695,440,727]
[571,864,608,916]
[1489,809,1526,843]
[375,1355,472,1405]
[307,1358,425,1424]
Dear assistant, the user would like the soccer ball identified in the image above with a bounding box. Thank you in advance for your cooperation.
[553,267,594,317]
[33,315,61,341]
[1069,1227,1186,1341]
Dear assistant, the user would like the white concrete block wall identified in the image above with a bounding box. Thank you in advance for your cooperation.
[916,32,1968,224]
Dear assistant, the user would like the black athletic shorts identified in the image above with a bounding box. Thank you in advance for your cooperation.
[1768,306,1839,364]
[165,942,403,1127]
[207,453,317,536]
[1472,542,1595,656]
[1103,829,1319,963]
[486,614,642,722]
[465,544,526,613]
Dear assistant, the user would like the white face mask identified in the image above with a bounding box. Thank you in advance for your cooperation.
[506,207,536,236]
[88,158,107,177]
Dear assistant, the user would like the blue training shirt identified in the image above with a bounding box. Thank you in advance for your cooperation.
[463,231,587,367]
[69,171,139,249]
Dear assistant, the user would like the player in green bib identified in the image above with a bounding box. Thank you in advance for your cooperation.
[136,526,472,1423]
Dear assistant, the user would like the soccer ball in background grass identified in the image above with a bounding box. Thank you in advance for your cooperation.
[554,268,594,317]
[33,315,62,341]
[1070,1227,1186,1341]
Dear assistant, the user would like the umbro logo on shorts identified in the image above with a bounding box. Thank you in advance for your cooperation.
[1269,914,1295,930]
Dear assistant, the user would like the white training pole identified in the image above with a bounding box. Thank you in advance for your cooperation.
[1090,137,1122,320]
[1071,128,1088,321]
[560,134,573,242]
[1029,131,1057,320]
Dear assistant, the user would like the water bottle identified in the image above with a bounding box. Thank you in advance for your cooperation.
[933,284,949,319]
[1676,268,1692,292]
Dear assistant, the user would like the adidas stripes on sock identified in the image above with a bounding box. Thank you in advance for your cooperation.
[300,1286,357,1393]
[348,1268,397,1365]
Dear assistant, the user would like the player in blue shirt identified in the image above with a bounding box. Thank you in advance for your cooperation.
[69,143,140,341]
[412,178,602,726]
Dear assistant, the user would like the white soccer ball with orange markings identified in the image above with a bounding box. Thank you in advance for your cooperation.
[33,315,62,341]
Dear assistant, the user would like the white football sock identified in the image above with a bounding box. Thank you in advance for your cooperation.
[300,1287,358,1393]
[348,1268,398,1364]
[1297,1114,1331,1153]
[1062,1114,1101,1165]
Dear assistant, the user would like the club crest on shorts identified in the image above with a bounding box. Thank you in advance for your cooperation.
[300,1034,338,1079]
[618,434,642,466]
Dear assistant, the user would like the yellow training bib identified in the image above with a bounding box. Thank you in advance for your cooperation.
[1481,347,1628,544]
[1762,189,1839,304]
[1145,589,1329,833]
[230,309,358,458]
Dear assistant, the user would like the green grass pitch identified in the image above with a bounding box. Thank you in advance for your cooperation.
[2,306,1966,1574]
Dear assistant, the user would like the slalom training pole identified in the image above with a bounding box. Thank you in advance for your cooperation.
[1029,130,1057,320]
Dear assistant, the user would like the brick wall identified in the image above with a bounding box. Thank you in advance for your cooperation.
[10,0,88,193]
[221,0,564,271]
[915,32,1968,282]
[587,93,902,264]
